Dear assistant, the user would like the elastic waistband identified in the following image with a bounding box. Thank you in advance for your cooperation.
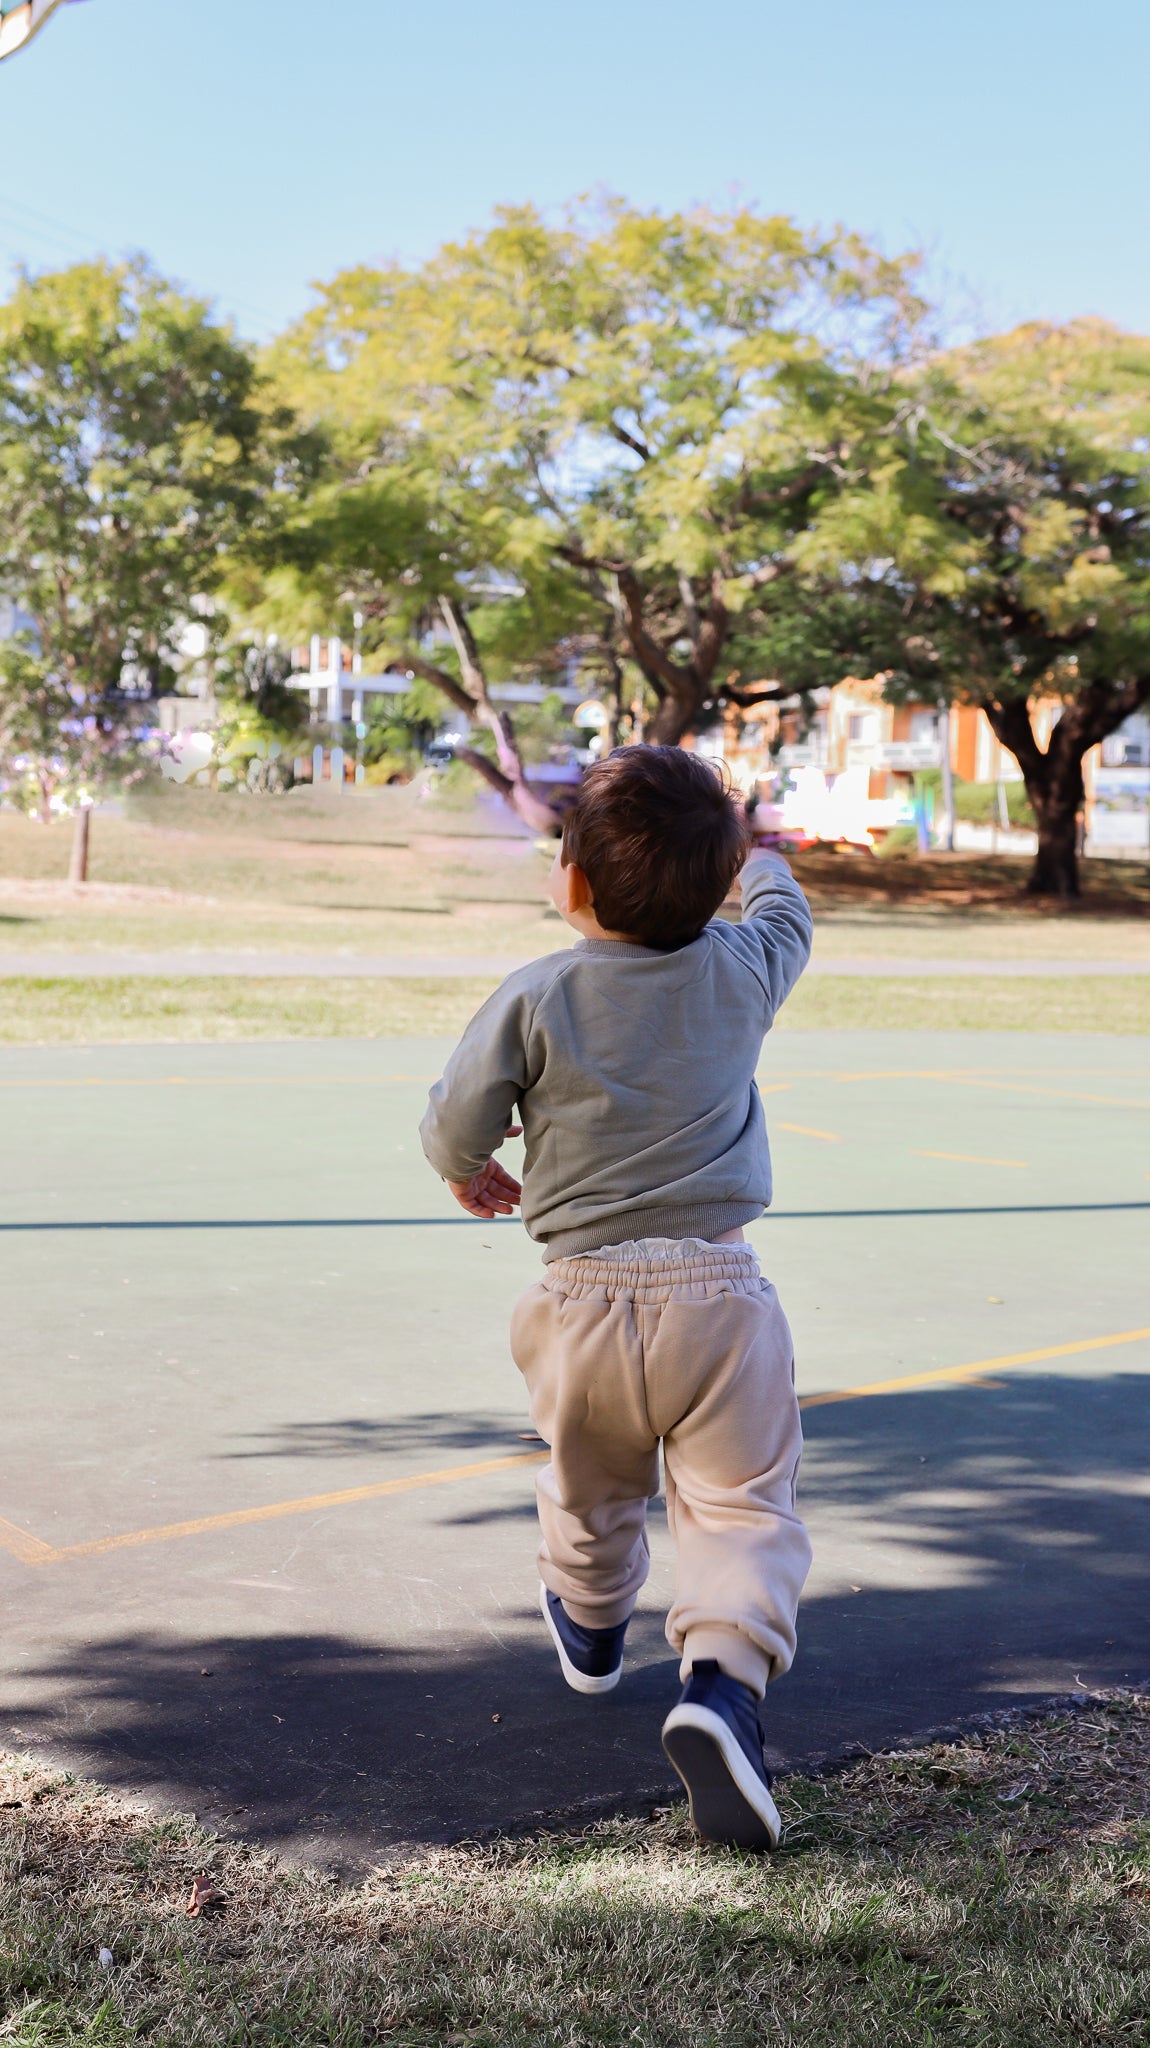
[542,1238,765,1304]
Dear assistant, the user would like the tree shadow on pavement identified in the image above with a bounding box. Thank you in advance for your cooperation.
[220,1410,535,1463]
[784,1369,1150,1761]
[2,1371,1148,1871]
[1,1618,681,1873]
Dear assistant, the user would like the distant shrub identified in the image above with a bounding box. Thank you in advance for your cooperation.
[364,754,413,786]
[876,823,919,858]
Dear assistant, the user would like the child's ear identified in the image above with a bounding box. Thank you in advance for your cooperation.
[565,861,595,913]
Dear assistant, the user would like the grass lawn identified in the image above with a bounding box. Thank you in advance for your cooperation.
[0,971,1147,1042]
[3,1692,1148,2046]
[1,796,1148,969]
[1,788,1147,1039]
[0,802,565,963]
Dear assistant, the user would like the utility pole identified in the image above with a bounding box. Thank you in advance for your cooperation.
[938,707,955,852]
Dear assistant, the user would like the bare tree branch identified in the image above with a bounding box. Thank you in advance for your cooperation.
[692,570,730,689]
[678,574,701,644]
[615,566,693,700]
[722,681,794,708]
[609,422,652,463]
[453,744,516,801]
[402,652,476,719]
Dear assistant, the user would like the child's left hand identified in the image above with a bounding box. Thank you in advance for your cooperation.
[447,1126,523,1219]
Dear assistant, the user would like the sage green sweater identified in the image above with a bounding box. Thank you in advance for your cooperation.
[419,850,813,1260]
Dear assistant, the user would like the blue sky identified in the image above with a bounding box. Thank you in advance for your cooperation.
[1,0,1146,342]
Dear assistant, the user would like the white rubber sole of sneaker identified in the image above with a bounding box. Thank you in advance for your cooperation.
[661,1702,781,1850]
[539,1582,622,1695]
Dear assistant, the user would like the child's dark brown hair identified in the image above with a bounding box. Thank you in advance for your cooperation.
[562,745,748,951]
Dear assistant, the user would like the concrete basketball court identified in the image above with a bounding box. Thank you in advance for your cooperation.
[2,1028,1148,1870]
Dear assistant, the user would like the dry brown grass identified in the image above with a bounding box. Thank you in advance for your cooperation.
[3,797,1148,969]
[789,845,1150,919]
[3,1692,1149,2045]
[1,791,1147,1044]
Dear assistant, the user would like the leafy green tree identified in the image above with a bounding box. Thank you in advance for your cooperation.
[0,258,310,871]
[801,320,1150,896]
[361,676,440,774]
[257,201,919,828]
[0,632,147,874]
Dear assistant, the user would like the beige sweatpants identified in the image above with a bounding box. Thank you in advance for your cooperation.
[509,1239,811,1698]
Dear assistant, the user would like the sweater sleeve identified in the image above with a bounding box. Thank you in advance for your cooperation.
[419,972,540,1184]
[724,849,814,1015]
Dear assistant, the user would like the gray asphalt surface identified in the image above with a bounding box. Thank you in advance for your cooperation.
[2,1031,1148,1869]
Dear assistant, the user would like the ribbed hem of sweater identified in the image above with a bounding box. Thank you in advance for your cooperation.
[541,1200,763,1262]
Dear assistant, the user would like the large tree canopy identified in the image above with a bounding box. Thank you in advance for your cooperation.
[0,258,309,857]
[801,319,1150,895]
[257,200,921,828]
[5,236,1134,902]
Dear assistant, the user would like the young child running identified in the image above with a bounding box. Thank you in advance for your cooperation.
[419,745,813,1849]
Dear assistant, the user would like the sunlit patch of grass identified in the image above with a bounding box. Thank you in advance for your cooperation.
[0,971,1146,1044]
[780,973,1150,1034]
[2,1694,1149,2046]
[0,975,503,1042]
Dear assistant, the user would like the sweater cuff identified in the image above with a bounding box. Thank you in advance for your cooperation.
[742,847,793,881]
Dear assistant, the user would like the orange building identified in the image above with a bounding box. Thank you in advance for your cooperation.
[715,678,1148,854]
[721,678,1043,798]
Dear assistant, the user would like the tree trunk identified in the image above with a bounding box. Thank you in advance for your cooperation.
[611,565,727,746]
[68,804,91,885]
[983,696,1092,901]
[648,692,699,746]
[1024,758,1085,899]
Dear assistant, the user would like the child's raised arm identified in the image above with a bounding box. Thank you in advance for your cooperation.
[721,846,813,1018]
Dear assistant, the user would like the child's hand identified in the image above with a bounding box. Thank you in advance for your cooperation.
[446,1124,523,1219]
[447,1157,523,1218]
[746,830,800,858]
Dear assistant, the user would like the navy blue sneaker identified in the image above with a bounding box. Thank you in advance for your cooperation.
[539,1584,628,1695]
[661,1661,780,1849]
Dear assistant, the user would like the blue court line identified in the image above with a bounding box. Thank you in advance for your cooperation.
[0,1202,1148,1233]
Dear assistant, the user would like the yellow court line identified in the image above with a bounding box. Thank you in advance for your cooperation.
[760,1068,1150,1108]
[4,1326,1149,1572]
[0,1074,438,1090]
[797,1326,1150,1410]
[935,1074,1150,1111]
[777,1122,842,1143]
[757,1073,1145,1089]
[0,1451,550,1568]
[901,1071,1147,1110]
[0,1516,56,1566]
[915,1150,1028,1168]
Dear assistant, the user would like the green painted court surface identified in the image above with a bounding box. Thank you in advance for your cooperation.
[1,1030,1148,1867]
